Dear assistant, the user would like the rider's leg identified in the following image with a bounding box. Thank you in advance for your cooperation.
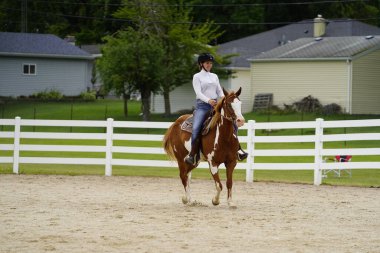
[185,100,212,165]
[237,145,248,161]
[234,122,248,161]
[185,136,201,165]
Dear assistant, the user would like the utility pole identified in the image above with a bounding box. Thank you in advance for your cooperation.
[21,0,27,33]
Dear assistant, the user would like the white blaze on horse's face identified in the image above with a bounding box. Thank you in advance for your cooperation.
[231,98,245,126]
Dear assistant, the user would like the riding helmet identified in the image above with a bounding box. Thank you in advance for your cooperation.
[197,53,214,64]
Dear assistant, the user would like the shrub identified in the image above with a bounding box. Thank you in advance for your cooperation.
[322,103,342,115]
[283,103,297,113]
[32,89,63,101]
[80,91,96,101]
[293,95,322,113]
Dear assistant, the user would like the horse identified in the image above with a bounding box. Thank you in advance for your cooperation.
[163,87,245,208]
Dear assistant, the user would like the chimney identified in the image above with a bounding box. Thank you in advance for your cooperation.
[313,14,326,37]
[64,35,76,46]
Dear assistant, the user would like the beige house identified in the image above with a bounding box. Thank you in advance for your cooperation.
[250,36,380,114]
[152,17,380,114]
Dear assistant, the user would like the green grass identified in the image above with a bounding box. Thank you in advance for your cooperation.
[1,163,378,187]
[1,99,379,187]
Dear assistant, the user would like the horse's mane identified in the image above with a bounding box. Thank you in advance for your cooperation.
[208,96,225,129]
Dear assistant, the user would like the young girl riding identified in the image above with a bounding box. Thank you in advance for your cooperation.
[185,53,248,165]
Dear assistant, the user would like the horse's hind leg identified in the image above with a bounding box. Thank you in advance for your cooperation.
[179,161,193,204]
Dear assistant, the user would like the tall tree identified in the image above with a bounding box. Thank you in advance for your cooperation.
[1,0,378,44]
[0,0,123,44]
[114,0,224,116]
[188,0,380,43]
[188,0,266,43]
[310,0,379,26]
[97,28,165,120]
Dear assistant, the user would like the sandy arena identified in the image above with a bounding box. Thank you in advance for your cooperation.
[0,174,379,253]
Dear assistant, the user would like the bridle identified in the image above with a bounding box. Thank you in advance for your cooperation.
[221,95,238,122]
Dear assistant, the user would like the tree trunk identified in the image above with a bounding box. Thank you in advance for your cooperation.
[123,93,129,118]
[141,88,151,121]
[163,87,171,117]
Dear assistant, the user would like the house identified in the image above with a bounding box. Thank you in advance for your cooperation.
[250,36,380,114]
[0,32,94,97]
[151,16,380,114]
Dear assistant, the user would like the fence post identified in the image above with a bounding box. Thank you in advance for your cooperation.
[314,118,324,185]
[246,120,255,182]
[105,118,114,176]
[13,116,21,174]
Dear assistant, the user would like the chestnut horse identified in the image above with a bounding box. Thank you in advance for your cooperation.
[163,87,245,207]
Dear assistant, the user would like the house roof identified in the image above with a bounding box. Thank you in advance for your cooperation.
[218,19,380,68]
[79,44,102,58]
[250,36,380,61]
[0,32,94,60]
[79,44,101,55]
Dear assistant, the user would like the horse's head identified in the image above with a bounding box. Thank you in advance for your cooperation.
[219,87,245,127]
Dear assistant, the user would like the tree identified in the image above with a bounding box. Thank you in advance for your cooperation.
[0,0,123,44]
[1,0,378,44]
[188,0,380,43]
[114,0,224,116]
[188,0,266,43]
[97,28,165,120]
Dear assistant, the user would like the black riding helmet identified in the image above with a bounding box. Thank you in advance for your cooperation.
[197,53,214,65]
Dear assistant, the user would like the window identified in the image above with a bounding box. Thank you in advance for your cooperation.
[23,64,36,75]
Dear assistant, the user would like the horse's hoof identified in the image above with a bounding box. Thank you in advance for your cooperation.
[212,198,220,206]
[182,196,190,204]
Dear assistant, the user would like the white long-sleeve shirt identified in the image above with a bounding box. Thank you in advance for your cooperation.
[192,69,224,103]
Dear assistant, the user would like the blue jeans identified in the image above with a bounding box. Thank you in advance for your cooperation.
[191,99,213,145]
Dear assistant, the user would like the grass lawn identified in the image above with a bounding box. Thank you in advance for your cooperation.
[1,163,379,187]
[0,99,379,187]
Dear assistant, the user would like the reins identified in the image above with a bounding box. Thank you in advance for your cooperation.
[220,97,237,122]
[209,95,237,129]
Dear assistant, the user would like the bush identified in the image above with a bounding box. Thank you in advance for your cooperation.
[293,95,322,113]
[322,103,342,115]
[80,91,96,101]
[282,103,297,113]
[32,89,63,101]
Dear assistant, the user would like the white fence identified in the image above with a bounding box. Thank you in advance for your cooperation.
[0,117,379,185]
[246,118,380,185]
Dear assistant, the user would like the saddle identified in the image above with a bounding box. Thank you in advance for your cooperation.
[180,111,213,135]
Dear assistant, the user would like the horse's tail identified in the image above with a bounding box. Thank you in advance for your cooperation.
[163,122,177,161]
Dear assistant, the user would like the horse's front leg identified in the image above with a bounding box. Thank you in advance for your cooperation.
[179,161,193,204]
[208,161,223,206]
[225,160,237,209]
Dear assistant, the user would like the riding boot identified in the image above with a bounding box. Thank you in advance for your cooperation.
[237,144,248,161]
[185,137,201,165]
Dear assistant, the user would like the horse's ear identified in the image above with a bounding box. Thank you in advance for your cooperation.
[235,87,242,97]
[222,87,228,96]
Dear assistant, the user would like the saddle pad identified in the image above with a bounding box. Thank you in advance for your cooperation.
[180,115,210,135]
[181,116,194,133]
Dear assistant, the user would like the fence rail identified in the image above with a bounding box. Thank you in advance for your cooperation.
[246,118,380,184]
[1,117,380,185]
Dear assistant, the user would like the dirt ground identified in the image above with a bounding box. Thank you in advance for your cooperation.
[0,174,379,253]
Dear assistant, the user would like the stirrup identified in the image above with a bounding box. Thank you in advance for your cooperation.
[185,155,196,165]
[238,151,248,161]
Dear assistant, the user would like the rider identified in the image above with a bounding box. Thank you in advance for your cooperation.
[184,53,248,165]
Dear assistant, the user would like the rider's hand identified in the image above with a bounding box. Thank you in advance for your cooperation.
[208,99,217,107]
